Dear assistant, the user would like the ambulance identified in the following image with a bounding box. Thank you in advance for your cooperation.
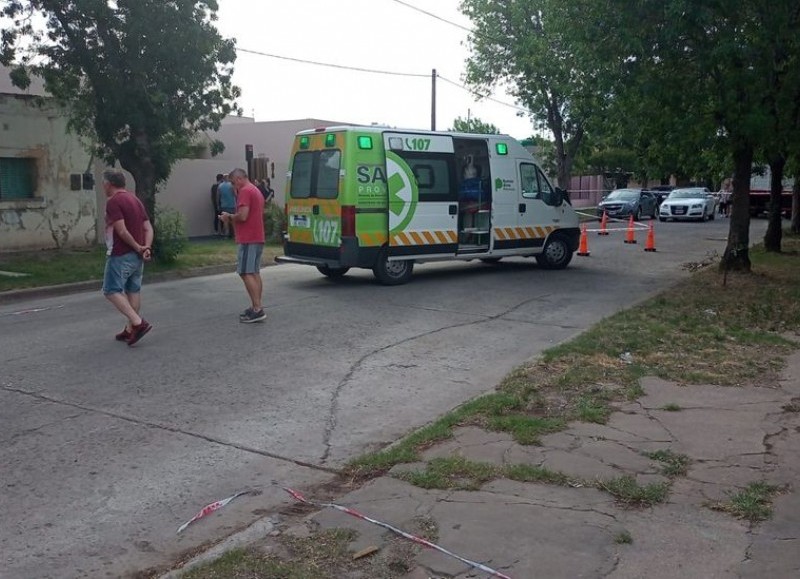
[276,126,580,285]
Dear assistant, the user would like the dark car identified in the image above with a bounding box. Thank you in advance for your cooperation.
[597,188,658,220]
[644,185,675,209]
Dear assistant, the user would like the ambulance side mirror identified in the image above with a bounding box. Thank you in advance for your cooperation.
[556,187,571,205]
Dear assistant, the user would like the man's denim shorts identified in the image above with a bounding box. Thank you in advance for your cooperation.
[103,252,144,294]
[237,243,263,275]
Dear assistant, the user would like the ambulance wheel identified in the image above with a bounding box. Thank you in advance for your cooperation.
[316,265,350,278]
[481,257,502,264]
[536,235,573,270]
[373,251,414,285]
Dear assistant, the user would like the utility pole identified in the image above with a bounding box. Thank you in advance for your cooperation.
[431,68,436,131]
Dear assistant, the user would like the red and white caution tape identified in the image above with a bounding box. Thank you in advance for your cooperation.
[177,491,250,534]
[283,487,512,579]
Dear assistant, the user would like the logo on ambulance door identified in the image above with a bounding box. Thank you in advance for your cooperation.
[386,151,419,234]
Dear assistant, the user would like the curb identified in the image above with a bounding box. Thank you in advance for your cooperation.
[0,263,241,305]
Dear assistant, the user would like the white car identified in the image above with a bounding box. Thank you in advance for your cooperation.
[658,187,717,222]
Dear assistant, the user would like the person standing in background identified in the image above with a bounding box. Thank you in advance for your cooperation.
[211,173,223,234]
[217,174,236,238]
[219,168,267,323]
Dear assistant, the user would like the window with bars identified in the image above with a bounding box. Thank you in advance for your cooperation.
[0,157,36,200]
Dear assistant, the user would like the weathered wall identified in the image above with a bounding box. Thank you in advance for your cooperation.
[157,117,347,237]
[0,95,97,251]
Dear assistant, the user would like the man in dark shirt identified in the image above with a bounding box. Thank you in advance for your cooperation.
[102,169,154,346]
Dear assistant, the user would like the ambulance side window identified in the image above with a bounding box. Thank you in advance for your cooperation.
[537,167,558,206]
[520,163,540,198]
[396,152,456,202]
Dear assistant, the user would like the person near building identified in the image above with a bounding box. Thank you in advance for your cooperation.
[211,173,223,234]
[101,169,154,346]
[219,168,267,323]
[217,174,236,238]
[719,180,733,217]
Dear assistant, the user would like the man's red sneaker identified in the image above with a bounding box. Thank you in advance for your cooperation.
[127,320,152,346]
[115,327,131,341]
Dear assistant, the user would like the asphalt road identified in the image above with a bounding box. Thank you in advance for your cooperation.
[0,216,768,578]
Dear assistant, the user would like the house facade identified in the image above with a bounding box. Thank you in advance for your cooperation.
[0,72,100,251]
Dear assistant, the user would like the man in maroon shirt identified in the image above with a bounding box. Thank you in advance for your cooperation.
[102,170,154,345]
[219,168,266,323]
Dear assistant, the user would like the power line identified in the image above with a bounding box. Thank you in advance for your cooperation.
[236,47,428,78]
[235,45,529,115]
[387,0,504,45]
[388,0,473,35]
[437,75,530,115]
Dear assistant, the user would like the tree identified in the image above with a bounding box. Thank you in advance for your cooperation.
[1,0,239,218]
[759,2,800,252]
[460,0,611,189]
[450,115,499,134]
[595,0,798,271]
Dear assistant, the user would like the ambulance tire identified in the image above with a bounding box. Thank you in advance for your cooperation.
[373,251,414,285]
[536,235,573,270]
[316,265,350,279]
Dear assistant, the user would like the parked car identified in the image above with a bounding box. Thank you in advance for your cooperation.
[658,187,717,221]
[596,188,658,220]
[644,185,675,208]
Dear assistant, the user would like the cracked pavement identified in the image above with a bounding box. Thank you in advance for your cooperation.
[0,218,781,578]
[296,350,800,578]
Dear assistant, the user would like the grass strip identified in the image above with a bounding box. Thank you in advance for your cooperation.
[346,235,800,481]
[0,240,283,292]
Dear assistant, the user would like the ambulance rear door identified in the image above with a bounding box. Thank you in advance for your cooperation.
[382,133,458,258]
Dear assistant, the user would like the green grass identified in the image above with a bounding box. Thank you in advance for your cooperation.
[597,475,669,507]
[647,449,690,477]
[0,240,283,291]
[503,463,571,485]
[346,235,800,483]
[397,457,498,491]
[182,529,369,579]
[709,481,782,522]
[661,403,682,412]
[486,414,565,444]
[396,459,573,490]
[614,530,633,544]
[182,549,314,579]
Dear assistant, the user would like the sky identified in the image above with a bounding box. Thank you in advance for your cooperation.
[214,0,535,140]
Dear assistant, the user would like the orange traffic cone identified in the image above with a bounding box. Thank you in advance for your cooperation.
[644,221,657,252]
[624,215,637,244]
[598,211,609,235]
[577,223,590,256]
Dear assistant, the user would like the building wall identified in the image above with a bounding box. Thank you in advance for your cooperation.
[0,94,98,251]
[157,117,348,237]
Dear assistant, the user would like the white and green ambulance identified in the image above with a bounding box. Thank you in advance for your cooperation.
[276,126,580,285]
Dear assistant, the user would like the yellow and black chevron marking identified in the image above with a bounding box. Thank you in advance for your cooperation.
[358,231,389,246]
[493,226,556,240]
[390,230,458,247]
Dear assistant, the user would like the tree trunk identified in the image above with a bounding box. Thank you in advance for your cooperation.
[764,156,785,252]
[719,143,753,272]
[118,129,158,220]
[792,177,800,234]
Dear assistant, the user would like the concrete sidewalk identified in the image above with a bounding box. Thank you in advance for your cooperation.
[274,349,800,578]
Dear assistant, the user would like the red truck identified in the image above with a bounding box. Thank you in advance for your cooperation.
[749,172,793,218]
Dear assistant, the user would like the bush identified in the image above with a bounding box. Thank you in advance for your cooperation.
[263,202,286,244]
[153,205,188,263]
